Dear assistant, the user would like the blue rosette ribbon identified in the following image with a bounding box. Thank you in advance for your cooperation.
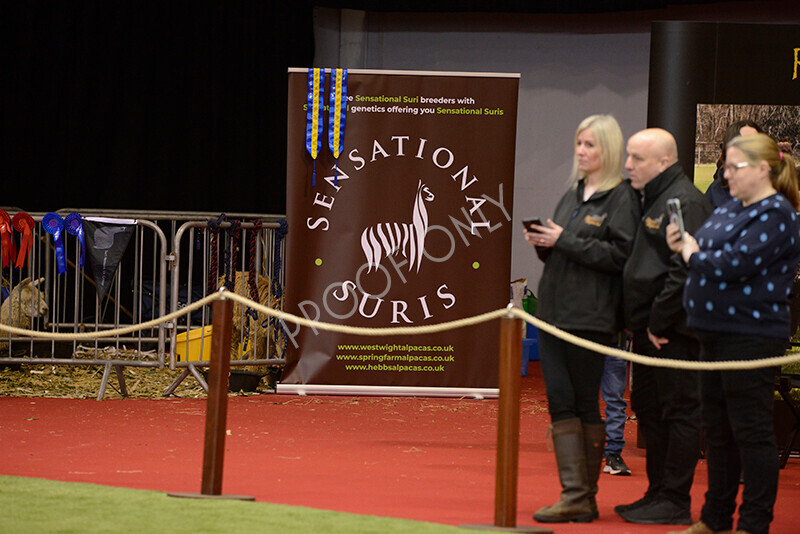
[42,212,67,275]
[64,212,86,269]
[328,68,347,186]
[306,67,325,186]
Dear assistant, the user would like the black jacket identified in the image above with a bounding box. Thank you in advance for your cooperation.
[536,178,641,335]
[623,162,712,336]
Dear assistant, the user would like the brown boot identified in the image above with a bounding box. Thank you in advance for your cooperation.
[583,423,605,520]
[666,521,735,534]
[533,418,594,523]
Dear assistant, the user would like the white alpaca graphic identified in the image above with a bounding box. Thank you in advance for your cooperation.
[360,180,435,273]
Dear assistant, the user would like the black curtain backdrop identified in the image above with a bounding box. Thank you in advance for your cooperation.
[648,21,800,176]
[3,1,786,214]
[5,1,314,214]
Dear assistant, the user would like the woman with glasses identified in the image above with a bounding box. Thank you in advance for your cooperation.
[705,120,762,209]
[666,133,800,534]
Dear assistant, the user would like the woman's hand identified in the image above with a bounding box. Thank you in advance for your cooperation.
[665,223,683,253]
[524,219,563,248]
[666,222,699,264]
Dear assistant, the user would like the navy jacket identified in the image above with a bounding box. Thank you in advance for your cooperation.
[686,194,800,339]
[705,167,734,208]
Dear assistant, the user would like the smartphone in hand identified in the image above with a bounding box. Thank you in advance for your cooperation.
[522,218,543,233]
[666,198,685,240]
[523,217,551,261]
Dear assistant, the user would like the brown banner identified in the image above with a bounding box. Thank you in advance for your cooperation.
[281,68,519,391]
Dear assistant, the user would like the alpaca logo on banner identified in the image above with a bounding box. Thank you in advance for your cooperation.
[360,180,435,273]
[309,134,504,326]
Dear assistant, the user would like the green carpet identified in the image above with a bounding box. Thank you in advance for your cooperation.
[0,475,472,534]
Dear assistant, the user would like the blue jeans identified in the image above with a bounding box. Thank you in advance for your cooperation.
[601,355,628,456]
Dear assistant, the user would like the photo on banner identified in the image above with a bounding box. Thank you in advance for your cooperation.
[694,104,800,192]
[282,68,520,394]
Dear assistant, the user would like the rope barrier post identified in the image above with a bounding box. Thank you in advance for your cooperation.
[168,293,254,501]
[495,314,523,526]
[202,296,234,495]
[461,310,551,533]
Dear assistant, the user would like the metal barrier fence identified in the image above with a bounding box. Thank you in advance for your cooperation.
[0,209,287,399]
[164,216,288,394]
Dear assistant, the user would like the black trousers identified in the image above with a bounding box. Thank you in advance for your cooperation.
[538,329,614,425]
[695,331,784,534]
[630,329,701,508]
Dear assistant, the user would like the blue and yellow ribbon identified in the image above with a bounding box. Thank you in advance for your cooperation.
[328,68,348,185]
[306,68,325,186]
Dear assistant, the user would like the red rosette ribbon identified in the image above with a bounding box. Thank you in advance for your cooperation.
[11,212,35,269]
[0,210,16,268]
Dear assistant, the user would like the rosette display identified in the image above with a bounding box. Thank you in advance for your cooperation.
[0,210,15,268]
[11,212,35,269]
[64,213,86,269]
[306,67,325,186]
[42,212,67,275]
[328,68,347,185]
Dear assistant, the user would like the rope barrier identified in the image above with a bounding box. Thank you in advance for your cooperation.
[2,292,800,371]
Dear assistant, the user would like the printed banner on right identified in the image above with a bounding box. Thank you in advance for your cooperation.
[280,68,520,394]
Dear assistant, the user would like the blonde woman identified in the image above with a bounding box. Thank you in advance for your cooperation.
[666,133,800,534]
[524,115,640,523]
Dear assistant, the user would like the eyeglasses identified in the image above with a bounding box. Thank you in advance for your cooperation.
[723,161,752,175]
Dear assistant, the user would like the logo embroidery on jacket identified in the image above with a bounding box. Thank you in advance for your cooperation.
[584,213,607,227]
[645,215,664,230]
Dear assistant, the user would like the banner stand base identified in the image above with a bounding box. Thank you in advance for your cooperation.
[167,492,255,501]
[276,384,498,399]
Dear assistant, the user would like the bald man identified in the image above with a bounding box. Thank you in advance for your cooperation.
[619,129,712,525]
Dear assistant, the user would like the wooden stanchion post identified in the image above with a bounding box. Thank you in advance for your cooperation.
[168,295,254,501]
[201,296,234,495]
[495,314,523,526]
[461,313,552,533]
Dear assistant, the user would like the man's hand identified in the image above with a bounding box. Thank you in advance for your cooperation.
[647,328,669,351]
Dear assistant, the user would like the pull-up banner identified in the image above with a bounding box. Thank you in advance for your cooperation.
[280,68,519,396]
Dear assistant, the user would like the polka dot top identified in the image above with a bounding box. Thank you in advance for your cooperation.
[685,193,800,338]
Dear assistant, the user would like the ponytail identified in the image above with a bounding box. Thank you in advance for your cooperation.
[775,151,799,210]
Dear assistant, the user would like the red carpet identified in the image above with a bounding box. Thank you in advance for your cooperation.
[2,362,799,533]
